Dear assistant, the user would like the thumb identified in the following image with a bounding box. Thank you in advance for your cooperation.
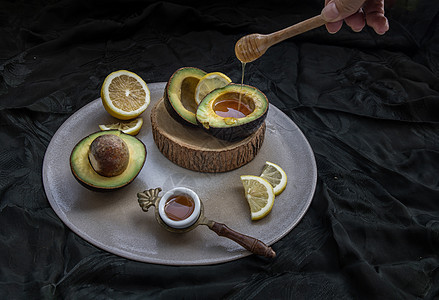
[321,0,365,22]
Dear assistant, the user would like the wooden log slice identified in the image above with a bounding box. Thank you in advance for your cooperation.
[151,98,266,173]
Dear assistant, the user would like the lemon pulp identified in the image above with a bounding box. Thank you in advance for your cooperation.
[101,70,150,120]
[194,72,232,105]
[99,117,143,136]
[240,175,275,220]
[260,161,287,196]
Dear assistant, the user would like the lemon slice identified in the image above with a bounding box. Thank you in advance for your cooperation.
[194,72,232,104]
[240,175,275,220]
[99,117,143,136]
[101,70,150,120]
[260,161,287,196]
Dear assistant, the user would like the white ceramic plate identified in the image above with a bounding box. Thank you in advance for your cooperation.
[42,82,317,265]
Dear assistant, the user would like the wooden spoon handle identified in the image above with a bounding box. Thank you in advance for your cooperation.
[235,15,326,63]
[210,222,276,258]
[265,15,326,47]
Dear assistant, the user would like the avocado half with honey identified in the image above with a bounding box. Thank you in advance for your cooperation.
[70,130,146,191]
[164,67,207,126]
[196,84,269,142]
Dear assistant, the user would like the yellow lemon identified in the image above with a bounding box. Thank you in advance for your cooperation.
[260,161,287,196]
[240,175,275,220]
[101,70,150,120]
[194,72,232,104]
[99,117,143,136]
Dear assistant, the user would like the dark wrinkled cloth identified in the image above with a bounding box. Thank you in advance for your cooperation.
[1,0,439,299]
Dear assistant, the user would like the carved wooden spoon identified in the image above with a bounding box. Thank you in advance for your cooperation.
[235,15,326,63]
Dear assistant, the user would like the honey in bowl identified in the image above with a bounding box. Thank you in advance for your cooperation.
[164,194,195,221]
[213,99,253,119]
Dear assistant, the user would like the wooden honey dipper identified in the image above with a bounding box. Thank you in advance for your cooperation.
[235,15,326,63]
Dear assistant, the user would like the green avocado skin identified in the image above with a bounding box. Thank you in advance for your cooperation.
[70,130,146,191]
[163,67,206,126]
[163,82,198,127]
[201,113,267,142]
[196,84,269,142]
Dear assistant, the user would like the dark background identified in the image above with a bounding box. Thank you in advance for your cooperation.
[1,0,438,299]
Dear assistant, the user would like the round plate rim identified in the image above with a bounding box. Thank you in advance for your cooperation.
[42,82,317,265]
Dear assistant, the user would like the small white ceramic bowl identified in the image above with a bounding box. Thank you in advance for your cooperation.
[158,187,201,229]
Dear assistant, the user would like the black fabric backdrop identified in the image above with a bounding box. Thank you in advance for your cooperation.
[1,0,439,299]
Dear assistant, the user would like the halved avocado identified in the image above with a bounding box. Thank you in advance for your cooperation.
[164,67,207,126]
[70,130,146,191]
[196,84,269,142]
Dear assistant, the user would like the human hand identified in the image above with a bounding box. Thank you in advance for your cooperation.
[321,0,389,35]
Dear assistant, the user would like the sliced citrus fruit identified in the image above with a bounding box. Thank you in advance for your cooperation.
[194,72,232,104]
[101,70,150,120]
[260,161,287,196]
[99,117,143,136]
[240,175,275,220]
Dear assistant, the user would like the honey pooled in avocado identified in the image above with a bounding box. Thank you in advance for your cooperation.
[88,134,129,177]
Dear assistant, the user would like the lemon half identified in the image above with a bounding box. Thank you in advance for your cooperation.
[101,70,150,120]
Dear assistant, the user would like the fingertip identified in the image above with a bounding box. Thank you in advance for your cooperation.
[370,17,390,35]
[345,12,366,33]
[351,25,365,33]
[375,27,389,35]
[325,21,343,34]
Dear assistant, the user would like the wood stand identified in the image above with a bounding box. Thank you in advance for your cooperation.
[150,98,265,173]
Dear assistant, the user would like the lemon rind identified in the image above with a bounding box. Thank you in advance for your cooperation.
[99,117,143,135]
[261,161,288,196]
[194,72,232,105]
[101,70,150,120]
[240,175,275,221]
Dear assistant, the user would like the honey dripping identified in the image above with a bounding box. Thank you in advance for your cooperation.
[214,62,251,119]
[164,194,195,221]
[238,62,246,110]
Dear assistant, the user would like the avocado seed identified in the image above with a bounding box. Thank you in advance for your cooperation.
[88,134,130,177]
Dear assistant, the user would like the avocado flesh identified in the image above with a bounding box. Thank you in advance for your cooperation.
[70,130,146,190]
[196,84,268,142]
[164,67,207,126]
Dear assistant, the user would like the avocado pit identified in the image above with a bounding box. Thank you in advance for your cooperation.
[70,130,146,191]
[88,134,130,177]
